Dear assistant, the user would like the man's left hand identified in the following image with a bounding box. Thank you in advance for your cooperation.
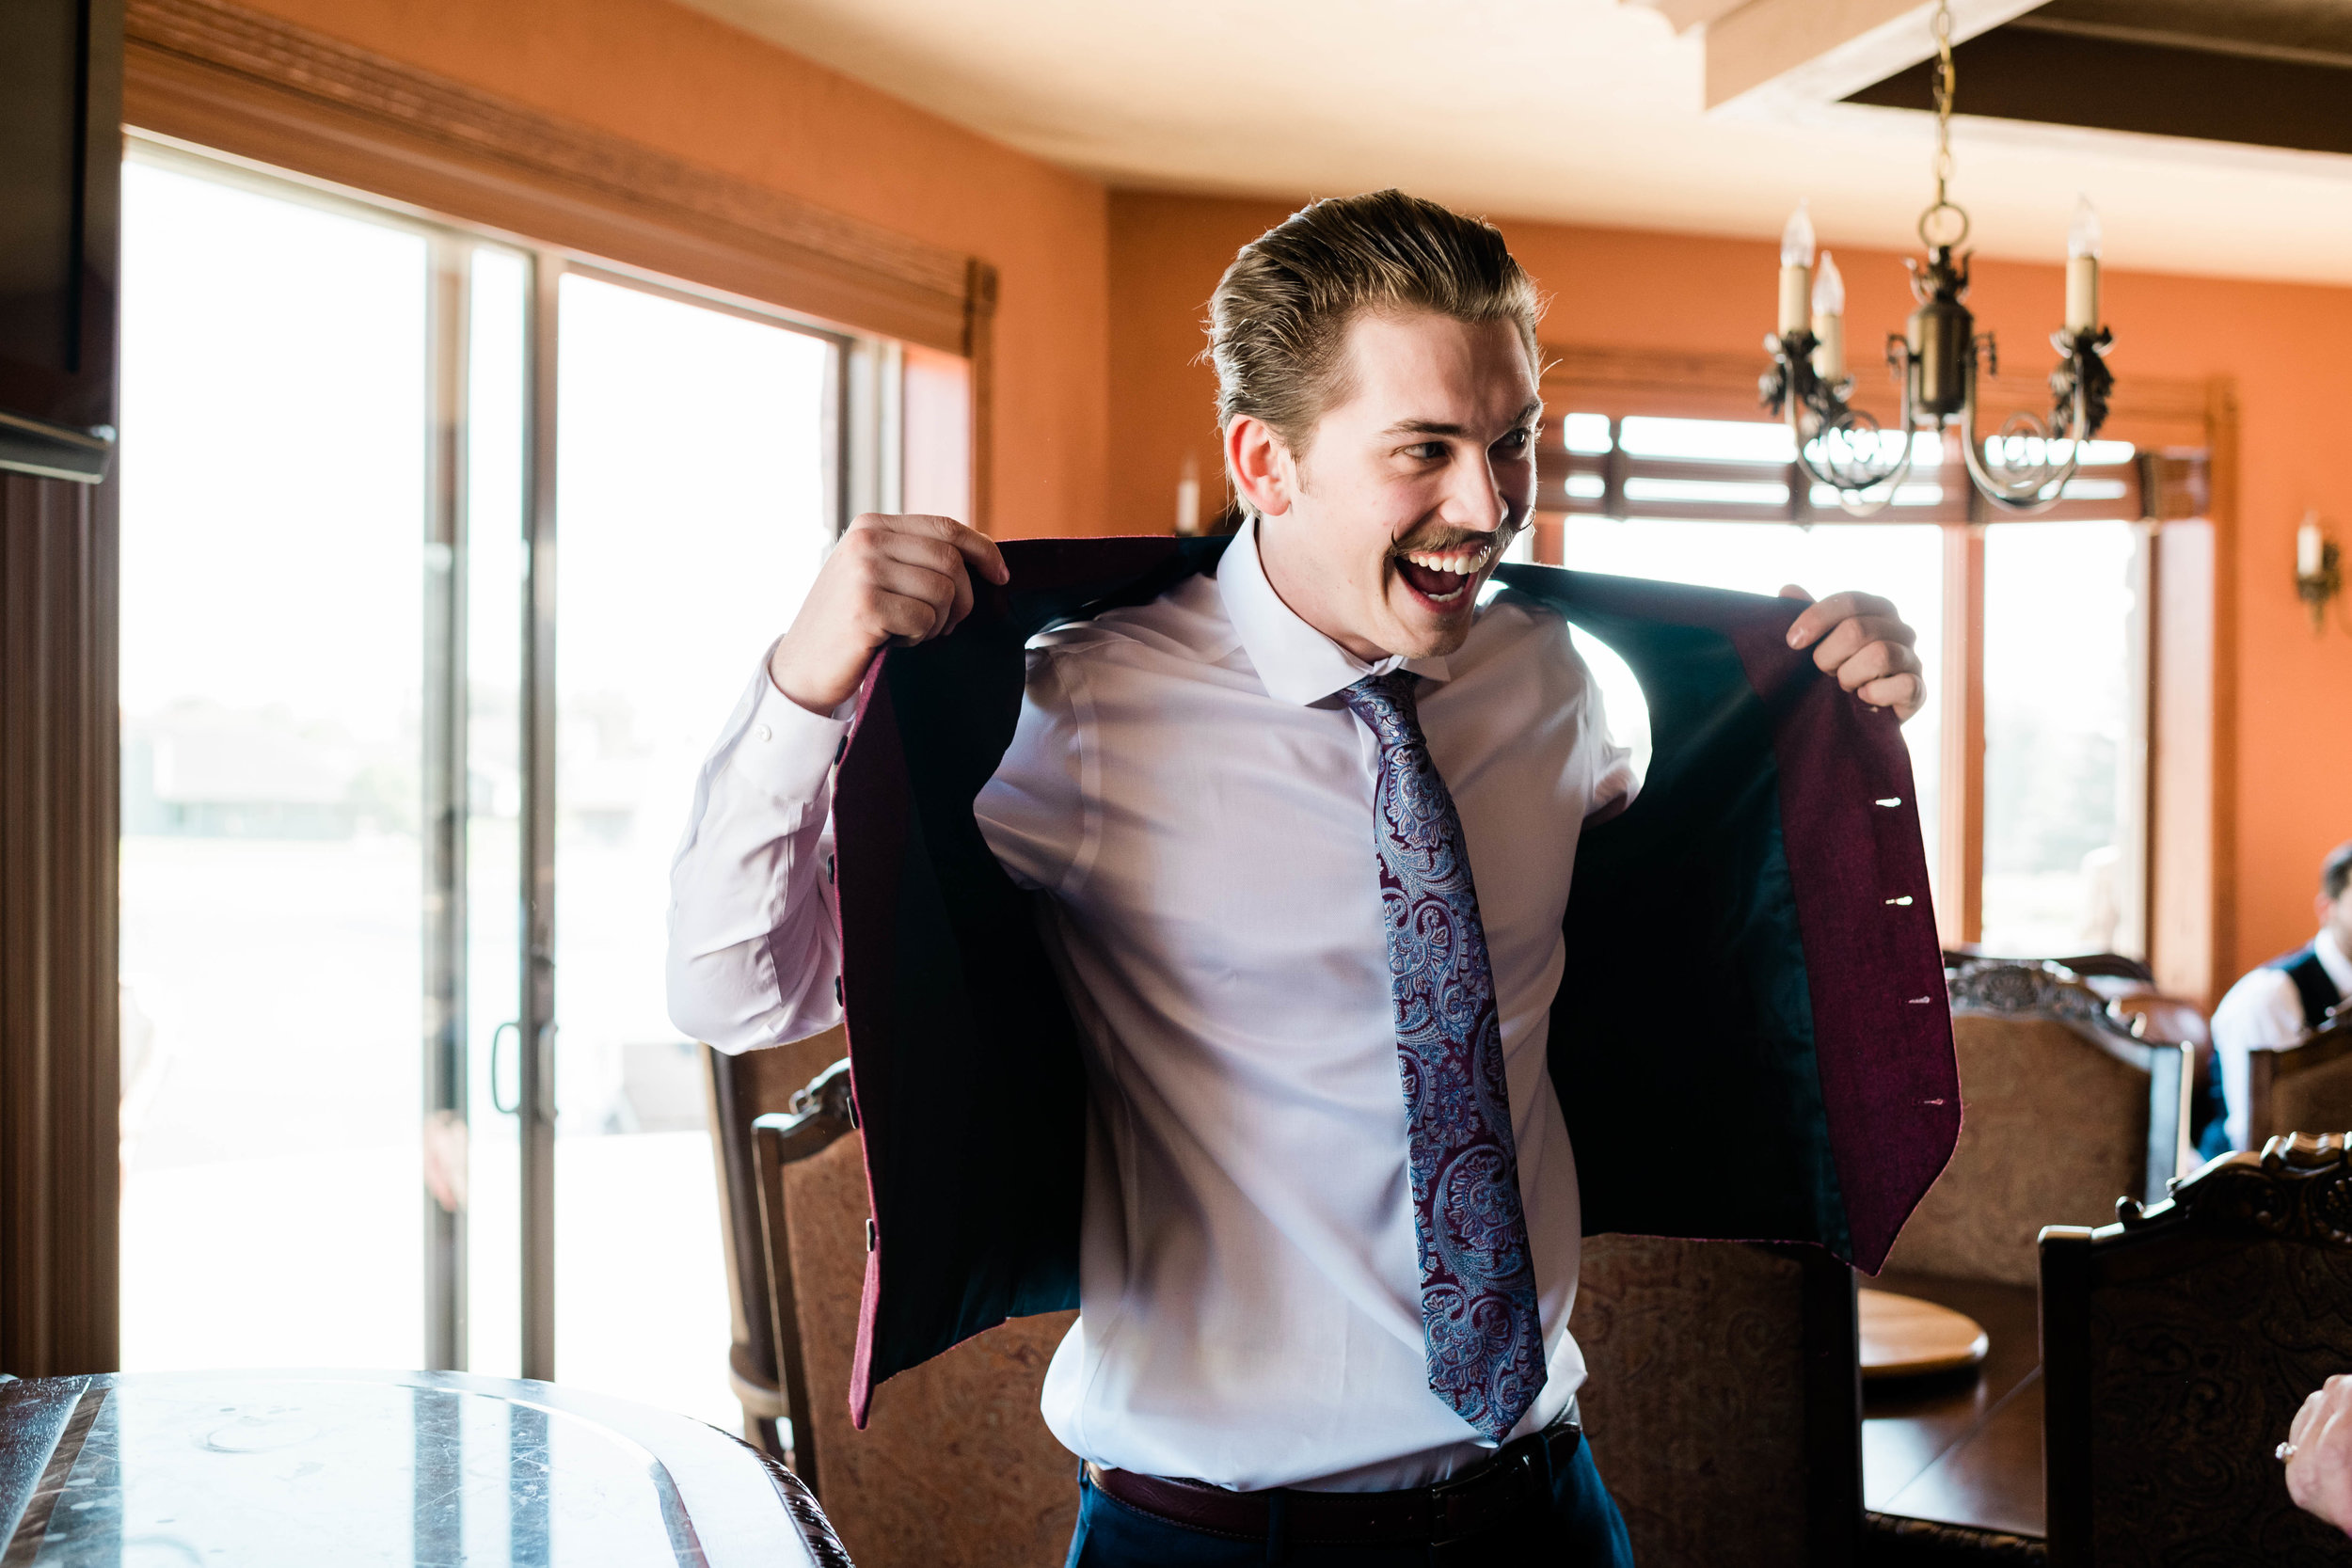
[1781,585,1926,723]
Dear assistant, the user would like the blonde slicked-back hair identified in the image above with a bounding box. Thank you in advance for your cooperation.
[1207,190,1542,475]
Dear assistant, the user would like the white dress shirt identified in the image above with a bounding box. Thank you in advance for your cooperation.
[667,519,1633,1492]
[2210,927,2352,1149]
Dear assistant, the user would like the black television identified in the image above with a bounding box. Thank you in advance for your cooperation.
[0,0,120,483]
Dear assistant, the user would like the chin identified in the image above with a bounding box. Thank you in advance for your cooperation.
[1380,577,1483,660]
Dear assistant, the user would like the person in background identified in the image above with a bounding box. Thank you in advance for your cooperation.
[2207,839,2352,1155]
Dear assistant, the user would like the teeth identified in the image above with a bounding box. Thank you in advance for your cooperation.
[1401,544,1493,576]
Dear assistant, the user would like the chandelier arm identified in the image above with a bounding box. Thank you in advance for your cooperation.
[1958,352,2074,514]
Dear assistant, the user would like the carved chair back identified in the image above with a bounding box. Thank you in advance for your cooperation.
[1886,960,2194,1288]
[748,1056,1077,1568]
[2247,1019,2352,1155]
[1574,1235,1861,1568]
[706,1027,856,1454]
[2042,1132,2352,1565]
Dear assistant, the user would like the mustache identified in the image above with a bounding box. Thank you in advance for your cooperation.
[1388,519,1522,559]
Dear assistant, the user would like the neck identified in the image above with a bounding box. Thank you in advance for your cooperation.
[1252,517,1390,663]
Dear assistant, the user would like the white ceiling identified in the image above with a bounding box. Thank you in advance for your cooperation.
[675,0,2352,285]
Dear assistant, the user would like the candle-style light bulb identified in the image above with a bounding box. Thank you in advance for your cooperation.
[1781,200,1817,268]
[2068,194,2103,261]
[1810,250,1847,383]
[2065,193,2102,334]
[1778,199,1815,336]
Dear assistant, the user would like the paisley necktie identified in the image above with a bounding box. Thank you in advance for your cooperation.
[1341,670,1547,1442]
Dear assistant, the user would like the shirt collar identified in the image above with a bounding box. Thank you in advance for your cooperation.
[1216,516,1453,707]
[2316,927,2352,996]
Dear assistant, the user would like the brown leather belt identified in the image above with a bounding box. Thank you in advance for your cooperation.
[1085,1410,1583,1549]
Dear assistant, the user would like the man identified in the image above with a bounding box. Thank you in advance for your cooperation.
[669,191,1930,1564]
[2208,840,2352,1153]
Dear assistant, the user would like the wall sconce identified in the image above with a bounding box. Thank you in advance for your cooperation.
[2296,511,2341,633]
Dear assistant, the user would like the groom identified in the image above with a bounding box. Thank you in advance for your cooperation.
[670,190,1953,1565]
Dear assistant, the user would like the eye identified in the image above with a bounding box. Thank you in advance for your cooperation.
[1493,428,1534,456]
[1403,441,1448,461]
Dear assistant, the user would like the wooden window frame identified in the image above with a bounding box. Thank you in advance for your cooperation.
[1533,344,2233,1003]
[120,0,997,532]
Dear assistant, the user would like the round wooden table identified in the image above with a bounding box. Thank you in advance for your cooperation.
[0,1370,850,1566]
[1859,1287,1992,1380]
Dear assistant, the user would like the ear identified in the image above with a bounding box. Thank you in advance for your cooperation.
[1225,415,1295,518]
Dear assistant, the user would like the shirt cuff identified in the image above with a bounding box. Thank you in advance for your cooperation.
[728,664,855,804]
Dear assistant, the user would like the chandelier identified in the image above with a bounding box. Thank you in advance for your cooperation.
[1759,0,2115,515]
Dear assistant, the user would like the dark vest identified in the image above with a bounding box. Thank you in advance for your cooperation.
[829,535,1959,1424]
[2267,943,2344,1032]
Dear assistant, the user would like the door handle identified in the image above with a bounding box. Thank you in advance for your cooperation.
[489,1020,520,1115]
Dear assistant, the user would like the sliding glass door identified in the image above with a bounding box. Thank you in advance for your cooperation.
[118,142,872,1427]
[549,272,837,1423]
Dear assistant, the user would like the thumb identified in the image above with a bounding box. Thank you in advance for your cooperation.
[1778,583,1814,603]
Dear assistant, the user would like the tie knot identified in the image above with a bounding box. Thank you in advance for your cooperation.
[1341,669,1421,730]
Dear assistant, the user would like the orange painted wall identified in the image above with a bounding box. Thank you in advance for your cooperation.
[1109,190,2352,984]
[230,0,1111,540]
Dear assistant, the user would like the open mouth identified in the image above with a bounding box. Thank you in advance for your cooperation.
[1393,541,1496,608]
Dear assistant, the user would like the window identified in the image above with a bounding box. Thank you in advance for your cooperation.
[117,140,904,1427]
[1539,411,2153,961]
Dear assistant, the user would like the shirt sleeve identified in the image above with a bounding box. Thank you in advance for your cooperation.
[665,649,852,1054]
[1578,661,1640,821]
[2210,967,2307,1149]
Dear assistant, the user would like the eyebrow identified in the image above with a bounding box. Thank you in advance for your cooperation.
[1382,399,1544,438]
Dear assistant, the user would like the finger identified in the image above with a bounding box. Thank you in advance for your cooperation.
[1787,590,1899,650]
[1779,583,1814,603]
[1809,614,1920,673]
[1828,641,1906,696]
[2294,1388,2328,1447]
[871,587,952,645]
[1857,672,1925,714]
[864,559,962,641]
[856,512,1009,587]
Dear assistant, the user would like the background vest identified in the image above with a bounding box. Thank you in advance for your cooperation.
[829,534,1960,1425]
[2266,943,2344,1032]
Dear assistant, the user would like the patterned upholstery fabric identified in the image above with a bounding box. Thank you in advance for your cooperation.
[2084,1237,2352,1563]
[1886,1014,2148,1287]
[1573,1235,1820,1567]
[2045,1139,2352,1565]
[2268,1050,2352,1150]
[782,1131,1079,1568]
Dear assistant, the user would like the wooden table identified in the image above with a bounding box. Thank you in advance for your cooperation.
[1863,1272,2045,1547]
[0,1370,850,1567]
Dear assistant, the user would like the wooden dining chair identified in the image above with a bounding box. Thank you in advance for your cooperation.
[705,1025,855,1455]
[746,1055,1078,1568]
[2041,1132,2352,1565]
[1574,1235,1862,1567]
[1884,959,2196,1288]
[2244,1018,2352,1154]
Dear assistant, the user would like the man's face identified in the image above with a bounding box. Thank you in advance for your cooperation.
[1237,310,1540,662]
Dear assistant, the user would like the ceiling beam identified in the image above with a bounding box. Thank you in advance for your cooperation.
[1703,0,2045,112]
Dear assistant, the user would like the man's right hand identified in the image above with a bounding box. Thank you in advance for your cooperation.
[768,513,1009,715]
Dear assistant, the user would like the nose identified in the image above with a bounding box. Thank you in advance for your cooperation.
[1438,448,1510,535]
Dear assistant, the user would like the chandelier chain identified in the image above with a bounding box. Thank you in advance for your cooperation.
[1931,0,1956,208]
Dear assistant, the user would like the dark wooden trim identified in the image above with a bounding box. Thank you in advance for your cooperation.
[2037,1225,2095,1566]
[1788,1244,1864,1567]
[0,471,121,1377]
[119,0,982,356]
[964,261,998,535]
[1851,24,2352,160]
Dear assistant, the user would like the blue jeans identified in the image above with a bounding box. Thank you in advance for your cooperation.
[1063,1438,1636,1567]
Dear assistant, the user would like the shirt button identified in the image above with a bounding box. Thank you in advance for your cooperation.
[753,723,772,743]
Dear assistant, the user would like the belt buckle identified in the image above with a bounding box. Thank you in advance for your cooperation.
[1427,1443,1538,1551]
